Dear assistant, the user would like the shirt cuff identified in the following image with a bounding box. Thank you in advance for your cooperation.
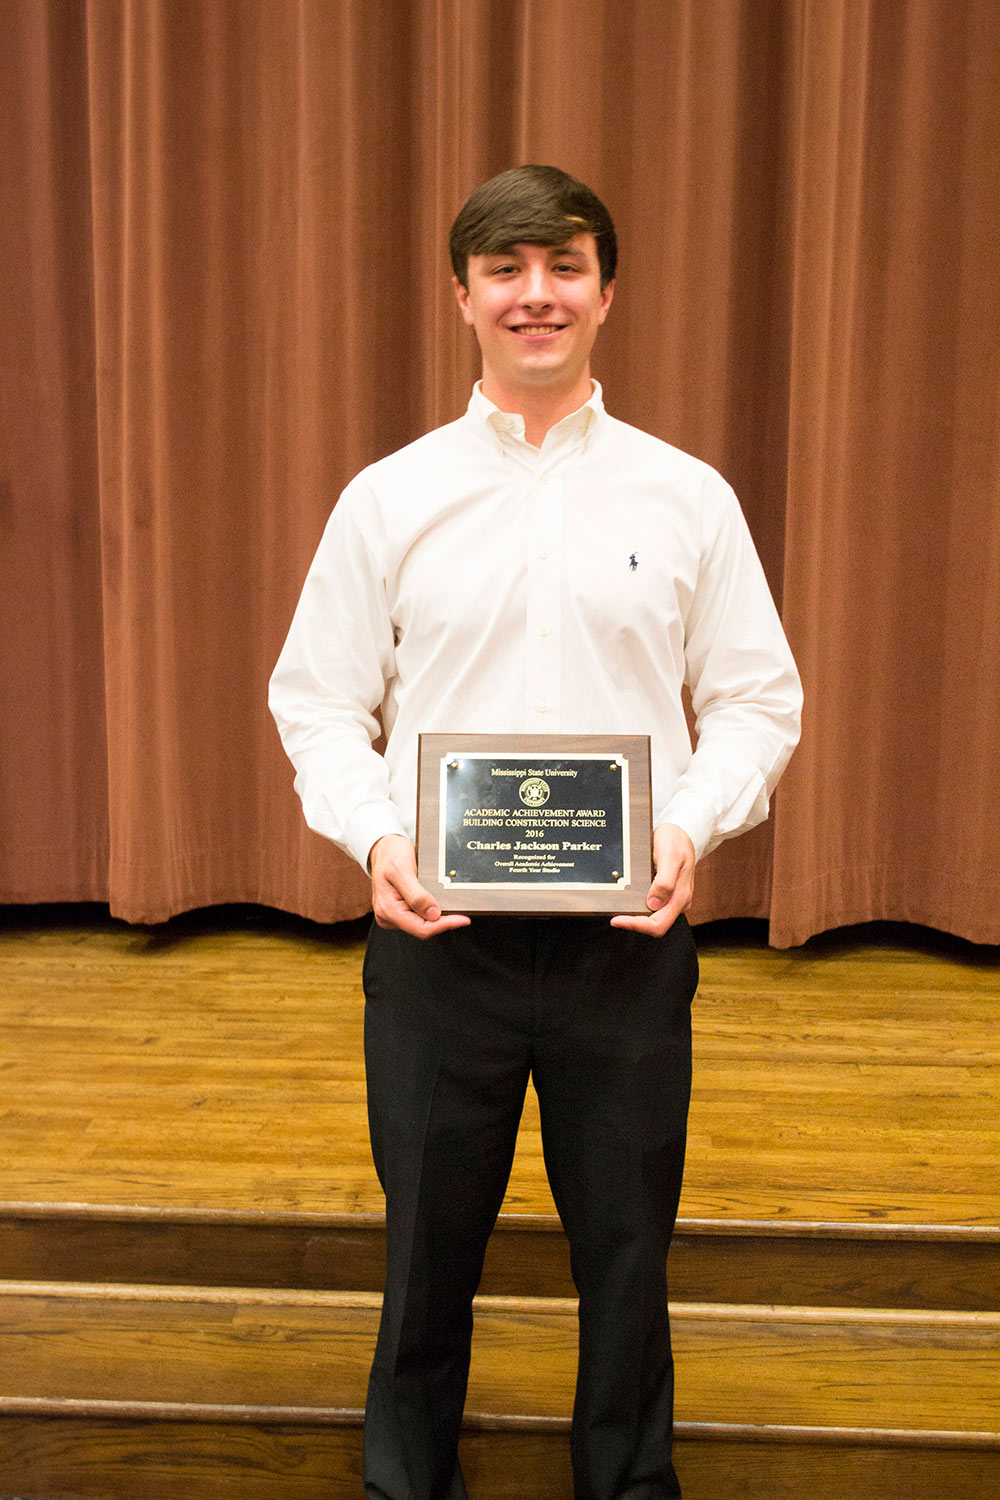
[654,796,716,863]
[659,769,770,863]
[343,802,410,873]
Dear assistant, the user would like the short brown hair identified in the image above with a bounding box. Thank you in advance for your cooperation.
[449,165,617,289]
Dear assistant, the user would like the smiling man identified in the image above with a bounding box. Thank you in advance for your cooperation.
[270,165,802,1500]
[452,235,614,444]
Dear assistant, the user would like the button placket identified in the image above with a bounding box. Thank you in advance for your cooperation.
[525,472,564,726]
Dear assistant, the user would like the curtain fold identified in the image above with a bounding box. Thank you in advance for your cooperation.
[2,0,997,943]
[0,0,109,903]
[770,0,1000,945]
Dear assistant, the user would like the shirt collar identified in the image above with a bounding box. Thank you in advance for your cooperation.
[468,380,605,457]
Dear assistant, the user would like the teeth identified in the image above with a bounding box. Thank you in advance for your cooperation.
[517,325,560,337]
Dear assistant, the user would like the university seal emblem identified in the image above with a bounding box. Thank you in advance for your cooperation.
[518,777,550,807]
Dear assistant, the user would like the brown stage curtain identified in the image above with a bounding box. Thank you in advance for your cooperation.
[2,0,998,945]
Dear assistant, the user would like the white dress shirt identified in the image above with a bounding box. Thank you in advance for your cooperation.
[269,383,802,871]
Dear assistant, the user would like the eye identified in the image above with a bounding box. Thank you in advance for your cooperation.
[490,263,518,276]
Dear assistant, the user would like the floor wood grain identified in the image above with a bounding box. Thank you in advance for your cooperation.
[2,909,996,1231]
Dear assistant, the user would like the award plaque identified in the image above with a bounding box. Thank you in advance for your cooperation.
[416,734,652,915]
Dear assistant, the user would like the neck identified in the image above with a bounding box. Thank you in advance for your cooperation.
[480,373,594,448]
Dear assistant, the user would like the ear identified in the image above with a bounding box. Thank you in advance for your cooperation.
[597,278,615,325]
[452,274,475,325]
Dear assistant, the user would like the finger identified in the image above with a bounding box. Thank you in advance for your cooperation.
[375,903,471,939]
[374,872,470,938]
[610,881,691,937]
[383,863,441,917]
[373,881,434,927]
[372,855,440,919]
[610,905,677,937]
[387,885,442,924]
[646,859,686,909]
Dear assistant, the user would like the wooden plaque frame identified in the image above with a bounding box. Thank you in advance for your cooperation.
[416,733,652,915]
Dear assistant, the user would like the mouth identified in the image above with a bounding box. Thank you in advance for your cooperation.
[509,322,565,338]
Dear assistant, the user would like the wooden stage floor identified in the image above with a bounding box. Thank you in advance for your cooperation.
[2,907,998,1500]
[2,906,997,1232]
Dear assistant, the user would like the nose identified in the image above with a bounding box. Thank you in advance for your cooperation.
[519,263,553,307]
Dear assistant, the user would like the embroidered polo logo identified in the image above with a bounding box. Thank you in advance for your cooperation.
[629,553,639,571]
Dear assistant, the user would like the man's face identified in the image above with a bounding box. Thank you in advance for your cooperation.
[452,233,614,404]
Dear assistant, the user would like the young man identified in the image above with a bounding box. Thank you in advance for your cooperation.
[270,165,801,1500]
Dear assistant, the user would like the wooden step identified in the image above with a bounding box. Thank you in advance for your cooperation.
[2,1283,997,1499]
[2,1282,997,1432]
[3,918,997,1496]
[3,1204,997,1312]
[3,1416,1000,1500]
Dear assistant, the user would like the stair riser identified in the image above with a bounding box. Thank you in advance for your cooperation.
[2,1217,997,1311]
[2,1417,997,1500]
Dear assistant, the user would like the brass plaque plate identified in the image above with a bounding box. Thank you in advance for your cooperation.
[416,734,652,915]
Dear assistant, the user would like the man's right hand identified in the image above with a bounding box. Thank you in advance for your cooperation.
[369,834,471,939]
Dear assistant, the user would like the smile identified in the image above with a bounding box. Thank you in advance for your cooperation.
[511,324,564,338]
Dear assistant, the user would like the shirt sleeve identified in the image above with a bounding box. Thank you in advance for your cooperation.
[658,473,803,859]
[268,481,408,871]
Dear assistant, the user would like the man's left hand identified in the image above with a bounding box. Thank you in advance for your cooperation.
[610,822,695,937]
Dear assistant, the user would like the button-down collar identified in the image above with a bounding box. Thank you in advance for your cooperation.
[470,380,604,466]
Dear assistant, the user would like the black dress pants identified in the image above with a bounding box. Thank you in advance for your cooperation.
[361,914,698,1500]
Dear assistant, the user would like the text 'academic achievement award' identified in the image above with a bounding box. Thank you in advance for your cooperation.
[416,734,652,914]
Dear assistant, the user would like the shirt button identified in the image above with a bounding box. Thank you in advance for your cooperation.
[538,549,549,560]
[540,473,551,485]
[539,626,550,637]
[535,703,550,714]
